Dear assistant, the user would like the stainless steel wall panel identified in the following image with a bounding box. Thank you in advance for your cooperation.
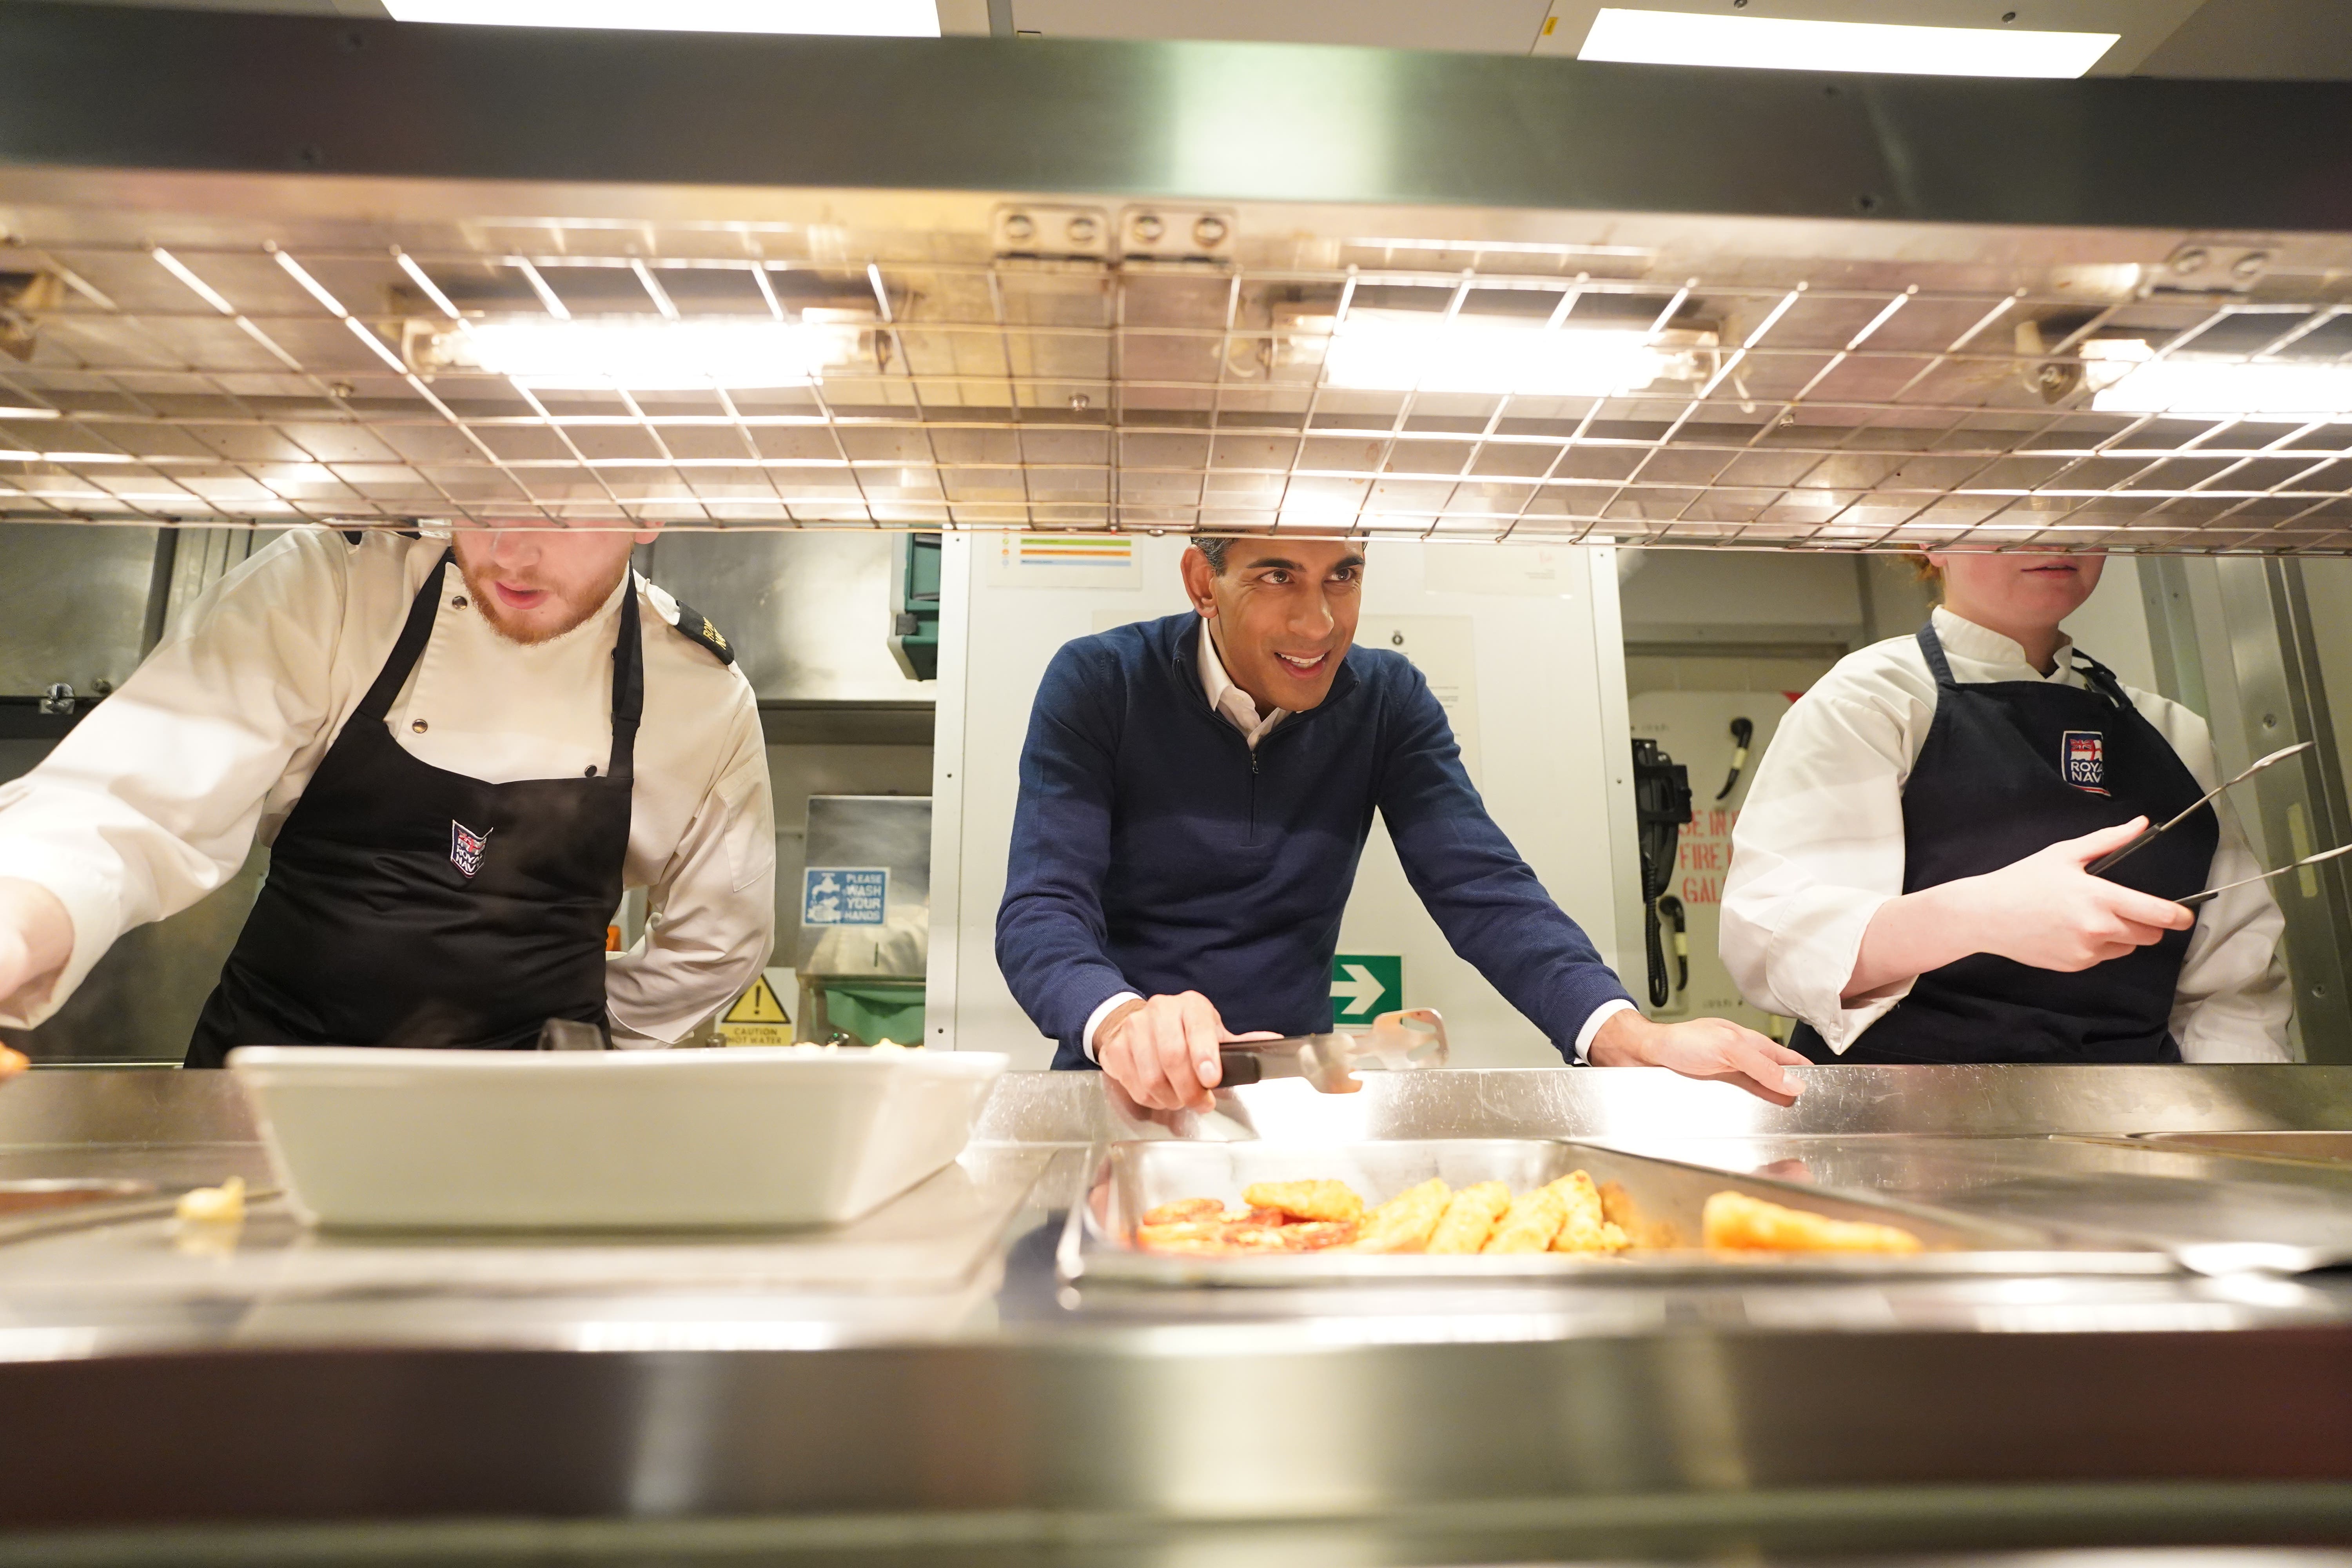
[0,524,160,696]
[770,759,934,967]
[2212,558,2352,1062]
[645,533,935,702]
[797,793,931,976]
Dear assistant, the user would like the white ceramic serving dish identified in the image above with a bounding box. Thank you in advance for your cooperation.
[229,1046,1007,1230]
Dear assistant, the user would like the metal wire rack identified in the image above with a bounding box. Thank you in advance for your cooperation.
[5,210,2352,552]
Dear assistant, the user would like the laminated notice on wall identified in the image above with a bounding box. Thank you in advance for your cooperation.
[803,867,889,927]
[985,533,1139,589]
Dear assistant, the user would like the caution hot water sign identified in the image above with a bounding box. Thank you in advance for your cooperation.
[1330,954,1402,1022]
[719,972,793,1046]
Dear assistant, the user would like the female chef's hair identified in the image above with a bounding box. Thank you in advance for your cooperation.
[1908,552,1944,586]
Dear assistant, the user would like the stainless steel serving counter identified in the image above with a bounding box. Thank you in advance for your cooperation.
[5,1065,2352,1566]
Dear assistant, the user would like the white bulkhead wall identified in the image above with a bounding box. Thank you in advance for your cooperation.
[926,534,1642,1068]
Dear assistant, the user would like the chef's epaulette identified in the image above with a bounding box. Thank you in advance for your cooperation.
[667,600,735,666]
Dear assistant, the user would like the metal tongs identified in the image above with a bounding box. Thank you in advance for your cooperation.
[2181,841,2352,909]
[1216,1007,1449,1095]
[2085,740,2352,907]
[2088,742,2311,877]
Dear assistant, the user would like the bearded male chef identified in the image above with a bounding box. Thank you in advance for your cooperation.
[995,535,1811,1109]
[0,523,775,1065]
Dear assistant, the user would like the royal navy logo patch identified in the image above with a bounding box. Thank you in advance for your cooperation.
[2062,730,2109,794]
[450,820,491,878]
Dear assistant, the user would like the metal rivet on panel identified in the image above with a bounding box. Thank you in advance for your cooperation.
[1067,215,1099,244]
[2173,249,2209,276]
[1003,214,1034,242]
[2233,252,2270,281]
[1194,216,1229,246]
[1132,215,1164,242]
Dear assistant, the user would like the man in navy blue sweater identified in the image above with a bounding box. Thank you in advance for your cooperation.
[994,535,1809,1110]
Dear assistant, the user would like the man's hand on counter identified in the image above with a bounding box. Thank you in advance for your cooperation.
[1587,1009,1809,1104]
[1096,992,1280,1112]
[0,878,73,1024]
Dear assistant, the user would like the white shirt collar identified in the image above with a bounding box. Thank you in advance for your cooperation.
[1930,604,2083,689]
[1196,619,1288,749]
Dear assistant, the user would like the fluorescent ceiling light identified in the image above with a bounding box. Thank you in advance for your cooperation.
[1316,312,1692,397]
[1579,8,2117,78]
[448,318,858,390]
[382,0,939,35]
[2087,343,2352,422]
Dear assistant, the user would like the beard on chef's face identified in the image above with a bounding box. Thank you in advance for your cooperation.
[1180,537,1365,714]
[450,522,657,646]
[1930,550,2105,635]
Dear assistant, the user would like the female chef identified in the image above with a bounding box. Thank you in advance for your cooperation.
[1721,552,2290,1063]
[0,523,775,1063]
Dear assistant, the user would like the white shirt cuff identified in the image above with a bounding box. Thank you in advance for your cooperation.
[1081,991,1142,1063]
[1572,999,1637,1064]
[0,853,119,1032]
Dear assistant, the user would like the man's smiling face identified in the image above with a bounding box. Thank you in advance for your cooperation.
[1181,537,1365,714]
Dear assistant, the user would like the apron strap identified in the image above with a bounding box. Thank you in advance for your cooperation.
[1915,621,1960,689]
[354,551,455,723]
[1920,619,2134,714]
[608,574,644,781]
[356,552,646,780]
[2068,647,2136,713]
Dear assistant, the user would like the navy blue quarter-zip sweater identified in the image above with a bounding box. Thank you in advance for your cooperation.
[995,613,1634,1069]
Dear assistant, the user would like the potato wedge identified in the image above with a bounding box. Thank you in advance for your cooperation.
[1352,1177,1451,1253]
[1546,1170,1630,1254]
[1242,1179,1365,1224]
[1484,1184,1568,1253]
[1702,1190,1922,1254]
[1426,1180,1511,1254]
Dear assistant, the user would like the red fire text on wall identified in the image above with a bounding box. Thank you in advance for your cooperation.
[1677,806,1739,906]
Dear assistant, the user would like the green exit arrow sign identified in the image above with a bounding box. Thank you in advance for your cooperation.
[1330,953,1402,1020]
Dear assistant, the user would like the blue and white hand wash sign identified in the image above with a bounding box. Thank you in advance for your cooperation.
[803,867,889,927]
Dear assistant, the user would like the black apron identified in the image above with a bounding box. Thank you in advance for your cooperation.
[1791,621,2215,1065]
[185,554,640,1066]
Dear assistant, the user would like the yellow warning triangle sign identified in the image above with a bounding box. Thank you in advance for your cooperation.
[723,974,791,1025]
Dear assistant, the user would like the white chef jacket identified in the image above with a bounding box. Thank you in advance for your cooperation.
[1721,606,2290,1061]
[1080,621,1634,1062]
[0,527,776,1048]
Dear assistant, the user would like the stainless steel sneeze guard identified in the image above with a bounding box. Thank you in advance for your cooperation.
[5,5,2352,549]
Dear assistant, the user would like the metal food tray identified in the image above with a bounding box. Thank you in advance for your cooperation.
[1058,1139,2180,1287]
